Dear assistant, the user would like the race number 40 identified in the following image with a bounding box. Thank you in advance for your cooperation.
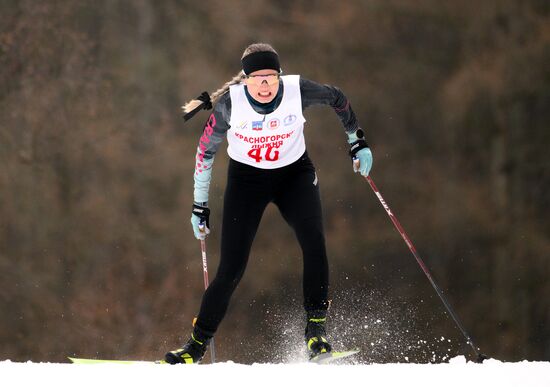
[247,147,279,163]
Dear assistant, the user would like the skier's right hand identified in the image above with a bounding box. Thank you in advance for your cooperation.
[191,203,210,240]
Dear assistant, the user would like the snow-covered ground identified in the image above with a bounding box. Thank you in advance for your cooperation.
[1,357,549,387]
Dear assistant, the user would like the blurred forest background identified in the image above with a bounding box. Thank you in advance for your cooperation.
[1,0,549,364]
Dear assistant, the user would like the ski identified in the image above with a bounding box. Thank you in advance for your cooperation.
[69,349,360,365]
[309,349,360,364]
[68,357,165,365]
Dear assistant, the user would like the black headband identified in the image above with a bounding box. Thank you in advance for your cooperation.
[241,51,281,75]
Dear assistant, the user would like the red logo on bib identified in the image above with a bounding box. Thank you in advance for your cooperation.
[268,118,280,130]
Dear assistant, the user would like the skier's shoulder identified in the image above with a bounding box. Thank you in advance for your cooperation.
[298,77,344,108]
[216,90,231,108]
[298,77,341,93]
[213,91,232,126]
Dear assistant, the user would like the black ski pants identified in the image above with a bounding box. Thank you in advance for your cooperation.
[196,152,329,335]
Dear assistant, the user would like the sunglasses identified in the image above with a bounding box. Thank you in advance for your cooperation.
[245,73,280,86]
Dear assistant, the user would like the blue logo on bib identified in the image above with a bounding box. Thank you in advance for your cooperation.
[284,114,297,126]
[252,121,263,131]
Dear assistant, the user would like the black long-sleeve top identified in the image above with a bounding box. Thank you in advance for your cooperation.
[192,77,362,203]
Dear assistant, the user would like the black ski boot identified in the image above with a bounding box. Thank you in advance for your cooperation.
[305,309,332,359]
[165,327,212,364]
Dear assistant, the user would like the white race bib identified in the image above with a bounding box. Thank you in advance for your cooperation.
[227,75,306,169]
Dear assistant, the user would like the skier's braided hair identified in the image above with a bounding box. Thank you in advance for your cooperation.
[182,43,279,121]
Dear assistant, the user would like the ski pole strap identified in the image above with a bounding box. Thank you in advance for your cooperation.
[192,203,210,228]
[183,91,213,122]
[349,138,369,158]
[348,129,369,158]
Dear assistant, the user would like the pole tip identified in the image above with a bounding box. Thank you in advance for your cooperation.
[476,353,489,363]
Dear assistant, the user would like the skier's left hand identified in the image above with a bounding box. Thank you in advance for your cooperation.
[353,147,373,176]
[347,128,372,176]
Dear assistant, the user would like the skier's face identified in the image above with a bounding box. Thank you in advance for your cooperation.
[245,69,280,104]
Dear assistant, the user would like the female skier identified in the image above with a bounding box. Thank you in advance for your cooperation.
[165,43,372,364]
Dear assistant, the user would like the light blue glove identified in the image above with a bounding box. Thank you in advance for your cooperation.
[347,129,373,176]
[353,148,373,176]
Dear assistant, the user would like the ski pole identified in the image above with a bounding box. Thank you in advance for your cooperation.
[198,223,216,363]
[364,175,487,363]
